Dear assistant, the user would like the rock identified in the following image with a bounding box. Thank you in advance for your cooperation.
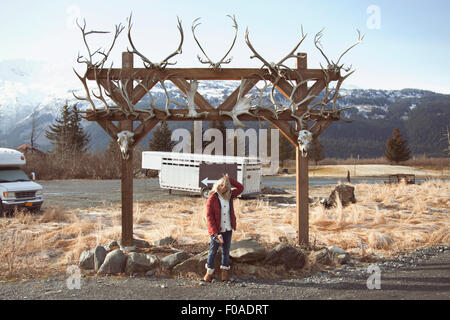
[172,249,221,276]
[153,236,176,246]
[161,251,190,269]
[145,270,155,277]
[328,246,348,255]
[79,249,95,270]
[325,185,356,208]
[118,238,151,250]
[327,246,350,265]
[335,253,350,265]
[104,240,119,252]
[97,249,127,275]
[311,248,332,265]
[264,243,306,269]
[125,252,159,274]
[94,246,107,272]
[229,238,266,263]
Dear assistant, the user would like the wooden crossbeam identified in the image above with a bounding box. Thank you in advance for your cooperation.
[87,68,337,82]
[96,119,120,140]
[310,119,333,138]
[132,118,160,148]
[131,77,159,106]
[83,108,340,122]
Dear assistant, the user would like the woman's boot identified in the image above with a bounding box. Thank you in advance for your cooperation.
[203,265,214,282]
[220,266,230,281]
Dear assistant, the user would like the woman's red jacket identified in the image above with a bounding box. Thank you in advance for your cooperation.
[205,177,244,236]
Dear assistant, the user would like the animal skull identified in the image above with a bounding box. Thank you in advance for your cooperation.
[297,130,313,157]
[117,131,135,160]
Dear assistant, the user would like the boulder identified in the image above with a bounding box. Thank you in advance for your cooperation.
[79,249,95,270]
[125,252,159,274]
[311,248,332,266]
[118,238,151,250]
[325,185,356,208]
[328,246,348,255]
[161,251,190,269]
[229,238,266,263]
[335,253,350,265]
[172,249,221,276]
[104,240,119,252]
[153,236,176,246]
[97,249,127,275]
[94,246,107,272]
[264,243,306,269]
[327,246,350,265]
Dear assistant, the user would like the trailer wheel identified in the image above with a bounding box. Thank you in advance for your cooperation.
[201,188,210,199]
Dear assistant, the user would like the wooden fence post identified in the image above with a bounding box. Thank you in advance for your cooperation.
[296,53,309,246]
[121,52,134,247]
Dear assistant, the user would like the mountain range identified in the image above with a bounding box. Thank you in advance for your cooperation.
[0,60,449,158]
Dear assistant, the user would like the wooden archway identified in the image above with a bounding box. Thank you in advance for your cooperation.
[74,18,360,247]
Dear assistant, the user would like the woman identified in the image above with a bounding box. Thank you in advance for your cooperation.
[204,174,243,282]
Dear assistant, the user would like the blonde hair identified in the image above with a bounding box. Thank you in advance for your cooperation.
[209,176,231,200]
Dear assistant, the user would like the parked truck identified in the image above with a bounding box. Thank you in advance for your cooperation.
[142,151,262,198]
[0,148,44,215]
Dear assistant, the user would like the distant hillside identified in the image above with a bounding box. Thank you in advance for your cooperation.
[321,91,450,158]
[0,60,448,158]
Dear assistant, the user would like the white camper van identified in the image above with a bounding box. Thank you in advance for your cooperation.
[142,151,261,198]
[0,148,43,215]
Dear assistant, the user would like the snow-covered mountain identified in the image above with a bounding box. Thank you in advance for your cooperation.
[0,59,440,152]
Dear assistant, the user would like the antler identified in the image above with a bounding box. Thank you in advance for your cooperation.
[192,15,238,70]
[127,13,184,69]
[245,26,306,76]
[314,28,364,72]
[73,20,124,113]
[76,19,124,69]
[170,80,209,118]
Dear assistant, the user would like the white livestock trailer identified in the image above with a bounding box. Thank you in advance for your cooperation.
[142,151,262,198]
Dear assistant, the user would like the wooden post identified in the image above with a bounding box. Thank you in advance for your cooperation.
[121,52,134,247]
[296,53,309,246]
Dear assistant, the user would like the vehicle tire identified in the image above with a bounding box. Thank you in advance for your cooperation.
[201,188,210,199]
[0,200,3,218]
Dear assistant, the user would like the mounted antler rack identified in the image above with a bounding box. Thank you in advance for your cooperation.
[73,15,363,247]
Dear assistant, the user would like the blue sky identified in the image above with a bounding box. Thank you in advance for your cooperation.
[1,0,449,93]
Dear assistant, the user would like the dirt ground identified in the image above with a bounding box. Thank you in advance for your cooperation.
[0,166,448,301]
[0,246,448,301]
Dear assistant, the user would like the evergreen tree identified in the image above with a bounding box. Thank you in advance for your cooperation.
[279,134,295,162]
[149,121,176,151]
[45,102,89,157]
[307,137,325,165]
[384,128,411,164]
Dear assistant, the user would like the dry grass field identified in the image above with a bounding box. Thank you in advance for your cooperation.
[0,179,449,280]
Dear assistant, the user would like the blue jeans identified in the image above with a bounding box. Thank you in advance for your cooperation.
[206,230,232,269]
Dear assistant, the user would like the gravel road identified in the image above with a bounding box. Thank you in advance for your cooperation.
[36,176,372,210]
[0,246,449,302]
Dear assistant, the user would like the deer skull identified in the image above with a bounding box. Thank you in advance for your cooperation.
[297,130,313,157]
[117,131,135,160]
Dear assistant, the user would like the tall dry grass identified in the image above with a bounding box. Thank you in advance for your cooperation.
[0,179,449,279]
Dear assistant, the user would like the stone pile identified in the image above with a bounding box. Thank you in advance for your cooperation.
[79,236,353,278]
